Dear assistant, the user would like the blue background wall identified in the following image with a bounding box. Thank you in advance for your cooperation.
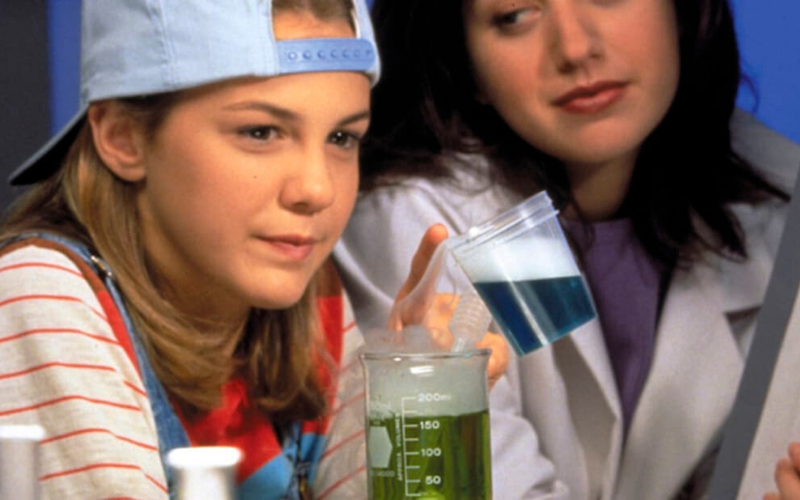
[47,0,80,137]
[733,1,800,144]
[44,0,800,144]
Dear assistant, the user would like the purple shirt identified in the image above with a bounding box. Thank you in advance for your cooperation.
[565,218,671,436]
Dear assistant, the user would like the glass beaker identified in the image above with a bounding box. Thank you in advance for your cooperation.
[446,191,596,355]
[360,349,492,499]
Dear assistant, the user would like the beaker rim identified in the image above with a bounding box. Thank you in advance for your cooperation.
[359,348,491,361]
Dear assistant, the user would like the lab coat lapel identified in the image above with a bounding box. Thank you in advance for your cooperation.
[556,316,625,499]
[518,316,623,500]
[613,230,772,500]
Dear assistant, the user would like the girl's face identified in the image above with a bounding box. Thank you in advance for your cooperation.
[136,12,370,321]
[463,0,680,178]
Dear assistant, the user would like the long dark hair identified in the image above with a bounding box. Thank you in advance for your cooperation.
[362,0,787,264]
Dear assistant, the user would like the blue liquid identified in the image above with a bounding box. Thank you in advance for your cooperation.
[474,276,595,355]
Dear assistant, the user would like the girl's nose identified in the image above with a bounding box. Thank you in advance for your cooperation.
[279,149,335,214]
[548,1,602,73]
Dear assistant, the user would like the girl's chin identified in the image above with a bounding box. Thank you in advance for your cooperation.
[252,296,305,311]
[530,120,650,164]
[252,288,309,311]
[240,272,314,310]
[546,139,643,171]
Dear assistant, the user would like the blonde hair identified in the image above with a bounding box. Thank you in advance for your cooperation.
[1,0,359,423]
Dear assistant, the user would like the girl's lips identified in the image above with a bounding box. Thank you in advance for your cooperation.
[259,236,316,260]
[554,81,627,114]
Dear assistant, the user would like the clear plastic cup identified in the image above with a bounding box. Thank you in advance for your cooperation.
[445,191,596,356]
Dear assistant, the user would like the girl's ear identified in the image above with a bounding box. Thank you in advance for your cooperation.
[87,101,148,182]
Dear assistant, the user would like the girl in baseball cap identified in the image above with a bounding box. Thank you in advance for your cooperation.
[0,0,391,497]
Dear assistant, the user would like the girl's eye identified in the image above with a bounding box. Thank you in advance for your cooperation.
[492,8,538,31]
[328,130,361,150]
[494,10,524,25]
[239,125,280,141]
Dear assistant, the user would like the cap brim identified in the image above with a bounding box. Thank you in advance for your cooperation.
[8,105,88,186]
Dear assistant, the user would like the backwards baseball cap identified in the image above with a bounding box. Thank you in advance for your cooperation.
[9,0,380,186]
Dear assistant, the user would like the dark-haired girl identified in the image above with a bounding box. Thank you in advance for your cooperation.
[335,0,800,497]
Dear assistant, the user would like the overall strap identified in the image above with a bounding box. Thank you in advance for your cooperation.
[3,233,190,495]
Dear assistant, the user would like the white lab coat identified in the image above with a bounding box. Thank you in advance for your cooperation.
[334,110,800,499]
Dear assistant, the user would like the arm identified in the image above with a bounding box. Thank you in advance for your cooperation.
[388,223,508,386]
[0,244,167,499]
[335,185,449,332]
[312,284,368,499]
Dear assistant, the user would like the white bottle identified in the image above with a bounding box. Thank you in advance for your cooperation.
[167,446,242,500]
[0,424,45,500]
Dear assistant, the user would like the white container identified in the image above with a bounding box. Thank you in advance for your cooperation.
[0,424,45,500]
[167,446,242,500]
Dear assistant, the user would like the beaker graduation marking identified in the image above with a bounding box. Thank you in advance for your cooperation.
[401,396,421,497]
[400,393,453,496]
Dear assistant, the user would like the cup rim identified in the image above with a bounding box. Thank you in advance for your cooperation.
[445,190,557,257]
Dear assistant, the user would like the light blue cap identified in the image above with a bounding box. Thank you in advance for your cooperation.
[10,0,380,185]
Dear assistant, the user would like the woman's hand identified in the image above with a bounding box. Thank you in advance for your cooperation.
[764,442,800,500]
[476,331,509,389]
[392,224,510,388]
[390,224,450,329]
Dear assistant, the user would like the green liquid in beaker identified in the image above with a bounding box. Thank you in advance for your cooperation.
[367,410,491,499]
